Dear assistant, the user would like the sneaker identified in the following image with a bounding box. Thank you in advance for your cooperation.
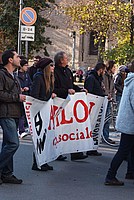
[104,177,124,186]
[20,132,30,139]
[87,150,102,156]
[56,155,67,161]
[125,173,134,180]
[2,175,22,184]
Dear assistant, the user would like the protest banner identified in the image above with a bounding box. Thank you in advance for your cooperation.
[91,96,108,149]
[24,93,105,166]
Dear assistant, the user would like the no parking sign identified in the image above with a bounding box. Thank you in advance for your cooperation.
[20,7,37,26]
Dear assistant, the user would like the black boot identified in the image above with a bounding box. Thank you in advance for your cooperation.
[32,153,48,171]
[71,152,88,161]
[0,173,2,185]
[44,163,53,170]
[87,150,102,156]
[56,155,67,161]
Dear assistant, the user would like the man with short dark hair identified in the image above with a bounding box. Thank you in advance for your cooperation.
[84,62,106,156]
[28,55,41,81]
[0,49,26,184]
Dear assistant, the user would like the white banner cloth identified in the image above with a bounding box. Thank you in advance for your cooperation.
[24,93,105,166]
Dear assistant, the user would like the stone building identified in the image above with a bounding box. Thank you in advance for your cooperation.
[42,0,133,70]
[44,0,112,70]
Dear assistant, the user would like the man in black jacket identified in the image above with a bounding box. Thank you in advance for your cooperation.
[54,51,88,161]
[84,62,106,156]
[0,49,26,184]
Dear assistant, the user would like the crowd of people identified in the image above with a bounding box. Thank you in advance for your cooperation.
[0,48,133,187]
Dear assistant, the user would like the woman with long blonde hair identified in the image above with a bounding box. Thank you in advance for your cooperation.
[31,57,56,171]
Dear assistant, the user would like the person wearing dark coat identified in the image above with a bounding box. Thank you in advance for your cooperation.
[84,62,106,156]
[53,51,88,161]
[0,49,26,184]
[28,55,41,81]
[30,57,57,171]
[17,59,32,138]
[114,65,128,111]
[84,65,106,97]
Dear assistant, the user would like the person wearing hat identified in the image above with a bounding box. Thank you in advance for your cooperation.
[17,59,32,139]
[30,57,57,171]
[114,65,128,111]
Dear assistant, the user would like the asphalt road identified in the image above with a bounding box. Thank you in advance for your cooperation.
[0,132,134,200]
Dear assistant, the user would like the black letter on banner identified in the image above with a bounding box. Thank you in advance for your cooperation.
[36,129,47,154]
[34,112,43,136]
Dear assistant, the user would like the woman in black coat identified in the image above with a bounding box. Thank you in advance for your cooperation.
[31,57,56,171]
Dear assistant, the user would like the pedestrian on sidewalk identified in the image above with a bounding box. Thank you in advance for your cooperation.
[0,49,26,185]
[105,60,134,186]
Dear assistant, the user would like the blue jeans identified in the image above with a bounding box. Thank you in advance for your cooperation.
[19,115,25,134]
[103,102,111,140]
[106,133,134,179]
[116,94,122,112]
[0,118,19,176]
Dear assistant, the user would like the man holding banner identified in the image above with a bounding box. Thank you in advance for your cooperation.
[84,62,106,156]
[54,51,88,161]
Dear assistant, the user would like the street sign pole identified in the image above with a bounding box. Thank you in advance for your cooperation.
[25,41,28,58]
[20,7,37,58]
[18,0,23,55]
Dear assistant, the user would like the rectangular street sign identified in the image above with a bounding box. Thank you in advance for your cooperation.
[21,33,35,41]
[21,25,35,34]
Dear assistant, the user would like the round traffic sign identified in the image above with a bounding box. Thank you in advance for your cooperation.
[20,7,37,26]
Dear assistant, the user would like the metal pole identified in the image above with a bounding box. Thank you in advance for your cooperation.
[72,31,76,70]
[17,0,23,55]
[25,41,28,59]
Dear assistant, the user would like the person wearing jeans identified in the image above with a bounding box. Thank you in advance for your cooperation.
[0,119,19,176]
[0,49,26,185]
[105,61,134,186]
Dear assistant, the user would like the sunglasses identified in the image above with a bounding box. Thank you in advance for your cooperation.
[50,63,54,67]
